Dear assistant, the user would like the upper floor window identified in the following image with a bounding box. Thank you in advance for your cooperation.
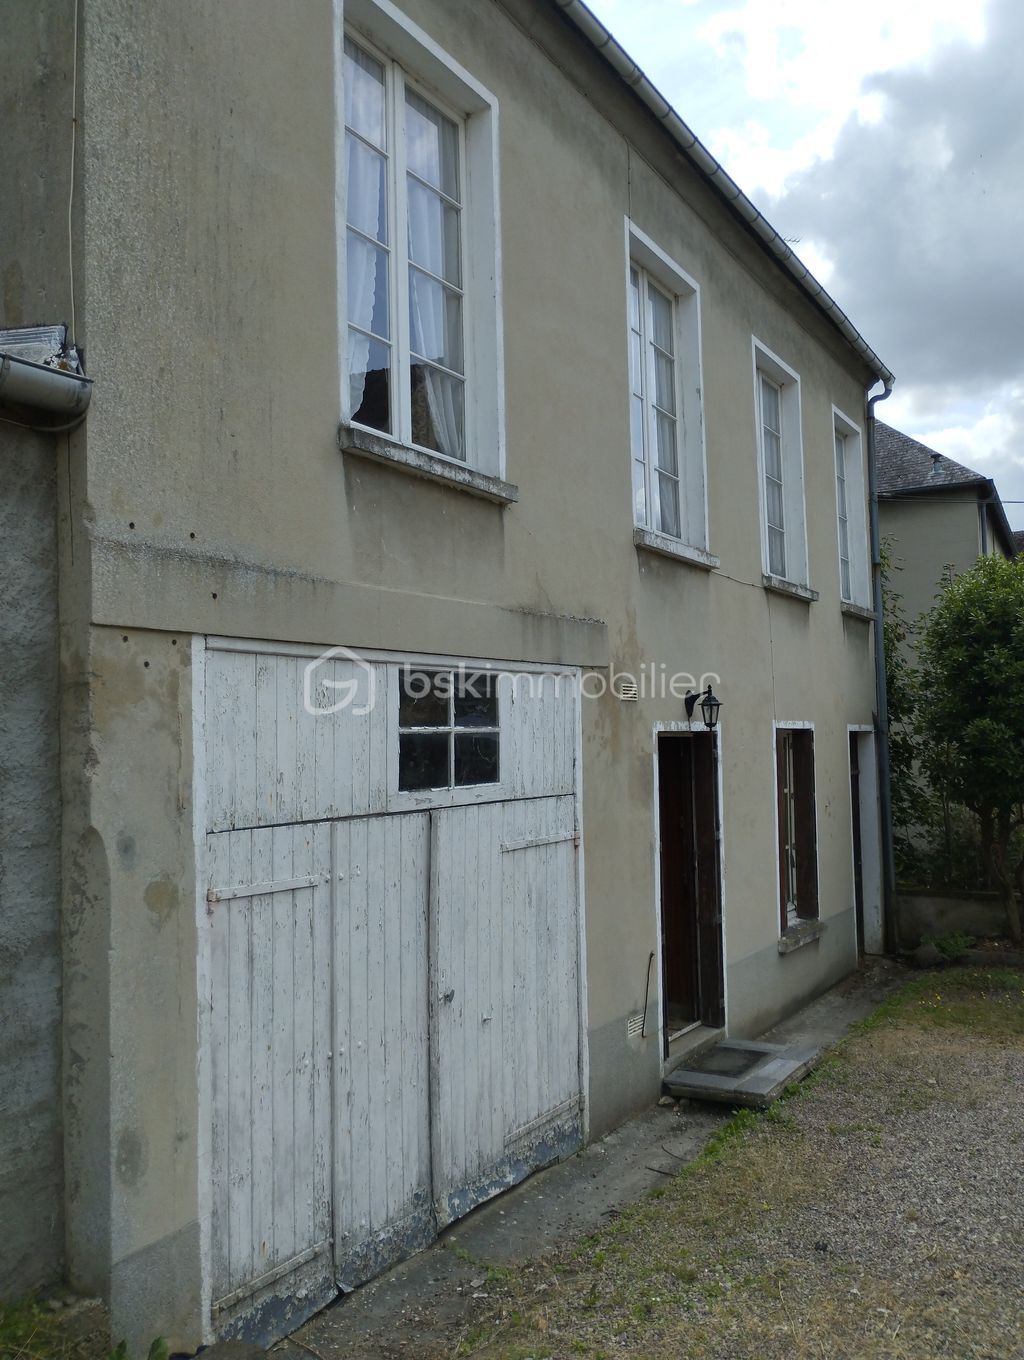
[753,340,808,587]
[835,429,852,598]
[833,407,870,606]
[626,223,708,552]
[338,4,504,478]
[630,268,681,537]
[344,37,466,460]
[760,374,786,576]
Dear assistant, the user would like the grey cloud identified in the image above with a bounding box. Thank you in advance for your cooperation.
[765,0,1024,524]
[769,0,1024,392]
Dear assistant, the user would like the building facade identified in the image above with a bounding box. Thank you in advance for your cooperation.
[2,0,891,1348]
[877,420,1017,639]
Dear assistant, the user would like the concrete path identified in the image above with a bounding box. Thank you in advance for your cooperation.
[273,958,904,1360]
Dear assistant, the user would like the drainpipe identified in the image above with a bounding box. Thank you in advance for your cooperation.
[867,378,896,953]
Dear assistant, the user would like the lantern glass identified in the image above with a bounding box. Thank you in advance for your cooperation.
[700,688,721,729]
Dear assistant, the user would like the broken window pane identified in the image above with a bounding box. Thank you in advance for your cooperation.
[454,733,499,785]
[399,669,449,728]
[454,672,498,727]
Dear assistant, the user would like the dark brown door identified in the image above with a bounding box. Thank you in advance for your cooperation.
[658,733,725,1054]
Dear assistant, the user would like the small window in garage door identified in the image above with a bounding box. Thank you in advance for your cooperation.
[397,667,500,791]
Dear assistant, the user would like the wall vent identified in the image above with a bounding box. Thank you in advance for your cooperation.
[627,1013,645,1039]
[618,681,639,702]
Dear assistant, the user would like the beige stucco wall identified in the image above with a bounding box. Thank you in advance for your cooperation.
[880,496,982,637]
[38,0,883,1346]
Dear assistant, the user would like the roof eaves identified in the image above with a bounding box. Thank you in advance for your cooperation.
[879,479,987,500]
[553,0,894,389]
[982,479,1017,557]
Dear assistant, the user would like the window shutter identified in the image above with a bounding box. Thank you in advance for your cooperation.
[793,733,818,920]
[775,732,788,932]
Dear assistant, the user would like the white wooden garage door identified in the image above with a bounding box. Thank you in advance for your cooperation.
[202,645,583,1341]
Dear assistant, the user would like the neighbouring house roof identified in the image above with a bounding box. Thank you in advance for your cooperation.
[553,0,894,390]
[875,422,987,495]
[875,421,1017,557]
[1014,529,1024,556]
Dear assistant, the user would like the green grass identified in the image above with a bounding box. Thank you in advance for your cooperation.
[0,1298,64,1360]
[853,966,1024,1039]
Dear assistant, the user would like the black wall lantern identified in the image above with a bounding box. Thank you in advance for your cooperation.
[685,684,722,729]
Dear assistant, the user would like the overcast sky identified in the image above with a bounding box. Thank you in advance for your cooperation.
[587,0,1024,529]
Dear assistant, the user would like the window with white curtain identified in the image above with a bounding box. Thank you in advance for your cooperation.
[753,340,809,587]
[626,223,708,552]
[833,406,870,605]
[344,33,469,462]
[760,374,786,577]
[835,429,852,600]
[629,267,682,538]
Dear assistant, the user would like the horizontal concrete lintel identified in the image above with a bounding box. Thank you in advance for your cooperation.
[88,537,609,669]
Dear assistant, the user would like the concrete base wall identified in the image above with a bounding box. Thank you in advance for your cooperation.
[0,436,63,1297]
[895,892,1007,949]
[727,906,859,1041]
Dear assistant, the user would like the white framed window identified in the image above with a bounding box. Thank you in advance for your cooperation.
[753,340,808,586]
[832,406,869,605]
[337,0,504,477]
[626,222,708,551]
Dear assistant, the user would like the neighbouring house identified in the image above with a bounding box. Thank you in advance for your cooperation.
[876,421,1018,635]
[2,0,893,1349]
[1014,529,1024,556]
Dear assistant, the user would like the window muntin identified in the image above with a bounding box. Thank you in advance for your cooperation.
[776,728,818,929]
[398,669,499,791]
[760,374,785,577]
[835,430,852,601]
[344,36,467,461]
[629,266,681,540]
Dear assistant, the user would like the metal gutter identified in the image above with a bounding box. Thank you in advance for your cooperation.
[553,0,895,387]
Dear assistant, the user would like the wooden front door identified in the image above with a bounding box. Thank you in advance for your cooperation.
[658,733,724,1052]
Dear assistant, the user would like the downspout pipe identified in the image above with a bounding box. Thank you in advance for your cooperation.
[867,378,896,953]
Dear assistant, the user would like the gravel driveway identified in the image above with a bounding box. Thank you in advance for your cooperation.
[452,966,1024,1359]
[286,965,1022,1360]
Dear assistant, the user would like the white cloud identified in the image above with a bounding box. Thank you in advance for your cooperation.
[586,0,986,196]
[584,0,1024,527]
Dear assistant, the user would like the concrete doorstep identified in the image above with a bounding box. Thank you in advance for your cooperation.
[265,957,904,1360]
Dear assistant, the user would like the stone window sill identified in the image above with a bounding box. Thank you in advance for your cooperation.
[634,527,720,571]
[762,573,819,604]
[778,919,825,954]
[841,600,876,622]
[339,424,518,506]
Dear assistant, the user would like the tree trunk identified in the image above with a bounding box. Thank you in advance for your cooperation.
[991,819,1022,947]
[980,811,994,890]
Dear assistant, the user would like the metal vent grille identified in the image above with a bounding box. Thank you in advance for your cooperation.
[627,1013,645,1038]
[619,681,639,702]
